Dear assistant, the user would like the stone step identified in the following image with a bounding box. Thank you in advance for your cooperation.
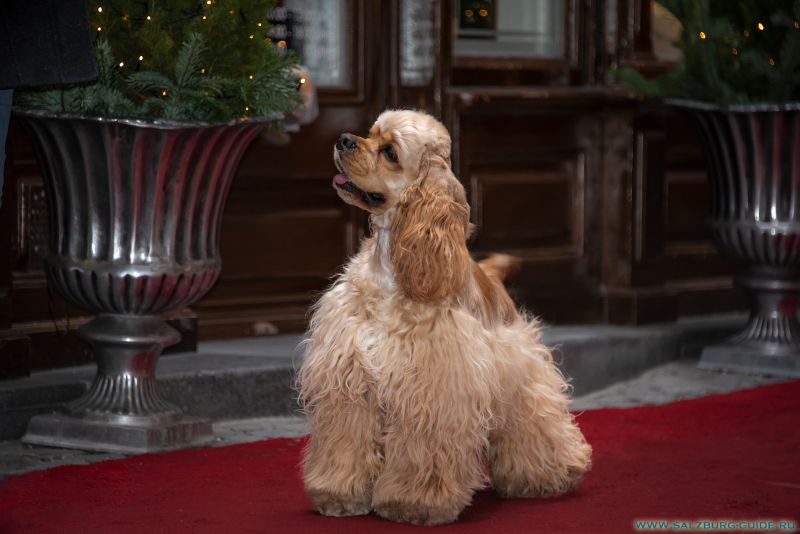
[0,314,745,440]
[5,352,787,477]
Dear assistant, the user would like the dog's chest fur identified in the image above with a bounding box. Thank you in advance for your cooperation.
[327,233,454,386]
[341,235,403,375]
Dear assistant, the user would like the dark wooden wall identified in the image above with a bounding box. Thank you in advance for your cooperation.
[0,0,746,378]
[437,0,745,325]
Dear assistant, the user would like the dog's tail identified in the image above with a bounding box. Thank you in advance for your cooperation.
[478,254,522,282]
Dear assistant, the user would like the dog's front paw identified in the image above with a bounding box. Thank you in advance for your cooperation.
[373,500,461,526]
[307,488,371,517]
[496,464,590,499]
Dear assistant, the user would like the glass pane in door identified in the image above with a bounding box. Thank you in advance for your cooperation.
[453,0,563,59]
[277,0,352,88]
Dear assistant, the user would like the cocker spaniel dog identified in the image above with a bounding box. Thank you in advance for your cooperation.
[298,110,591,526]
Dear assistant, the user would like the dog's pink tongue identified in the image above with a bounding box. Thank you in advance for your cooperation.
[333,174,350,185]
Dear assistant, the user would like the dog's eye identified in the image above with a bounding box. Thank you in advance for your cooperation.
[381,145,398,163]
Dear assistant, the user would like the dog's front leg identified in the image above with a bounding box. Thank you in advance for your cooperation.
[298,281,386,516]
[370,330,493,526]
[302,393,382,517]
[370,395,488,526]
[298,298,383,517]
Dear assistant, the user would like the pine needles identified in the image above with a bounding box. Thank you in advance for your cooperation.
[16,0,301,123]
[616,0,800,105]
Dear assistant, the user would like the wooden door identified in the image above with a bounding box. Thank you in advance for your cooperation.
[193,0,399,339]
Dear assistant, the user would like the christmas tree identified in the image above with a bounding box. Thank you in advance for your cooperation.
[617,0,800,105]
[16,0,301,122]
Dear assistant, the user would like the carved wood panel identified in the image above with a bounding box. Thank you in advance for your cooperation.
[468,155,584,259]
[448,91,607,323]
[16,176,48,273]
[652,110,741,282]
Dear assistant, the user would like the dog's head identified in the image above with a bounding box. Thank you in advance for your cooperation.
[332,109,453,214]
[333,110,471,302]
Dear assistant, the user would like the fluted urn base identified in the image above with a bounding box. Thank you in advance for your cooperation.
[23,413,213,454]
[699,275,800,378]
[22,315,213,453]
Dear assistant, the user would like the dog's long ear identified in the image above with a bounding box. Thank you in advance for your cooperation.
[390,157,471,302]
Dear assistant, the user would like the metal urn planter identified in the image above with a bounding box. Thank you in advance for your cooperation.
[15,109,263,453]
[670,100,800,378]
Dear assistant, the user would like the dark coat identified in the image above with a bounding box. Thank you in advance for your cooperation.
[0,0,97,89]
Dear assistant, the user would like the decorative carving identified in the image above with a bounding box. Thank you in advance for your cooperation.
[468,153,585,260]
[17,177,48,272]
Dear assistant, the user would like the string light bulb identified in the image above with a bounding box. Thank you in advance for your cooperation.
[699,31,706,39]
[146,15,152,21]
[248,74,254,79]
[97,26,102,32]
[299,77,306,84]
[257,22,263,27]
[97,6,103,12]
[118,61,124,67]
[731,47,738,55]
[201,68,206,74]
[249,34,254,39]
[757,22,765,31]
[138,55,144,61]
[161,90,167,96]
[769,58,776,66]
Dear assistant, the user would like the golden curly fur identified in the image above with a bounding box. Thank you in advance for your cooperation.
[297,110,591,526]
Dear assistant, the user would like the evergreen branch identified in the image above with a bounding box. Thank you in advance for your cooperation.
[174,32,206,90]
[128,71,177,93]
[615,0,800,105]
[14,0,299,122]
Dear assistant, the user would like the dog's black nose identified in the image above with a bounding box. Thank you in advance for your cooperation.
[336,133,358,152]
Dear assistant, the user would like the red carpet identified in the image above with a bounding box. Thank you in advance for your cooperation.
[1,381,799,534]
